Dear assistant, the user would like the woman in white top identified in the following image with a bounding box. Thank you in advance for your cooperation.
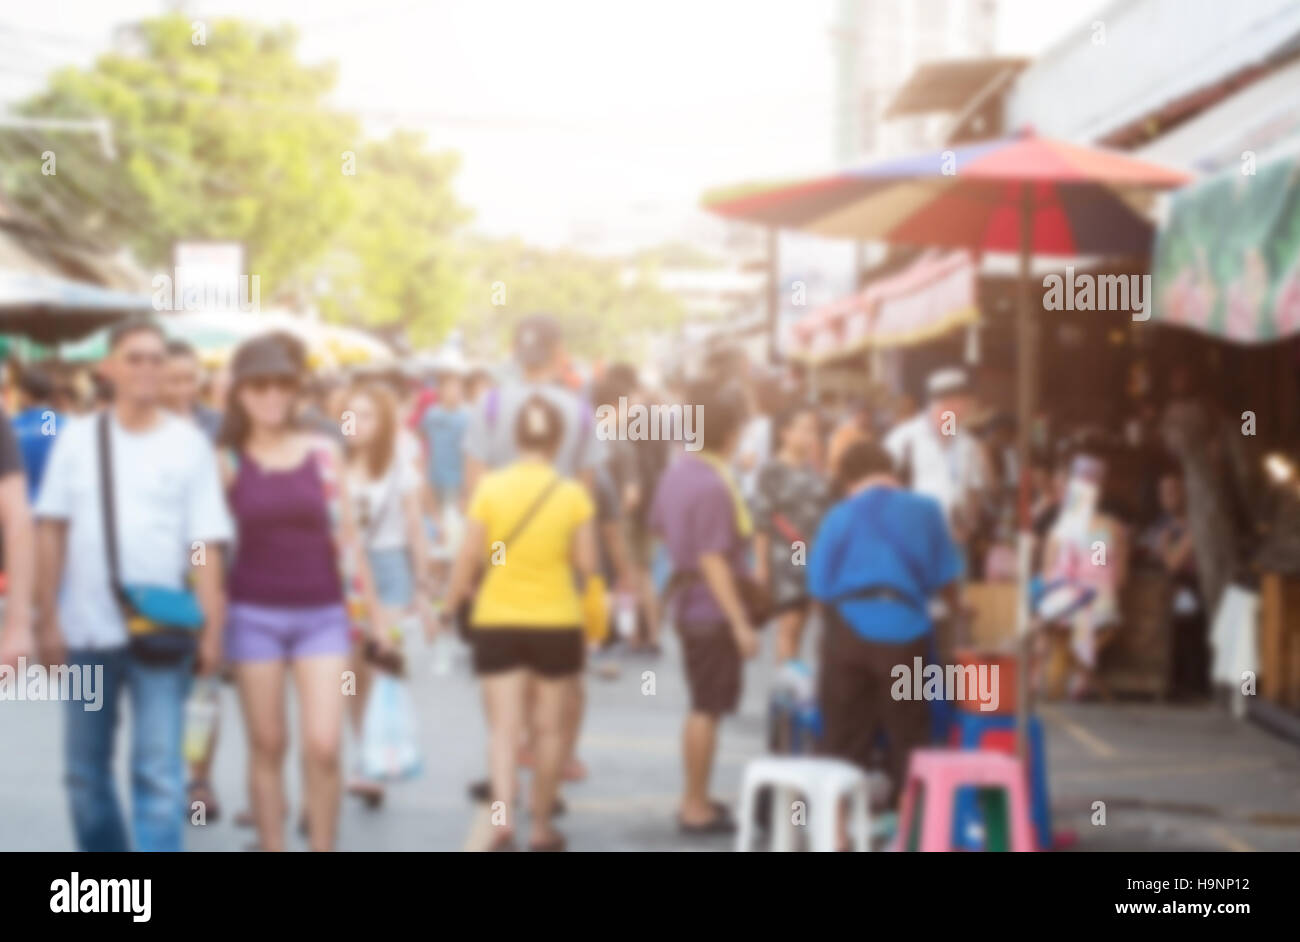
[342,381,432,802]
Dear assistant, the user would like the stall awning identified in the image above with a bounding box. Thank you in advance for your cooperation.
[0,270,153,344]
[791,250,978,363]
[885,57,1028,118]
[1153,152,1300,343]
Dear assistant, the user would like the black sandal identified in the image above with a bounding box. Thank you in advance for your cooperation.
[529,833,567,852]
[187,780,222,824]
[677,805,736,835]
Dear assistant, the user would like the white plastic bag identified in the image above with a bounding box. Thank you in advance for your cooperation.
[360,673,423,781]
[1209,583,1259,719]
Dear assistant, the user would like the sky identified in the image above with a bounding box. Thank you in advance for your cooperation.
[0,0,1111,249]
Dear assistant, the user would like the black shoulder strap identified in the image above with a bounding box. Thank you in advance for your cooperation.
[494,473,562,559]
[96,412,125,599]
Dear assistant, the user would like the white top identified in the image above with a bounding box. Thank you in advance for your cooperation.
[350,452,421,551]
[734,414,772,501]
[883,411,987,523]
[35,412,234,649]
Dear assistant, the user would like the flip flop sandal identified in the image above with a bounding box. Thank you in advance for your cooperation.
[348,782,386,809]
[187,781,222,824]
[528,834,567,852]
[677,811,737,836]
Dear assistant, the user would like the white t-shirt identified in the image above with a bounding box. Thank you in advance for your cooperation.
[35,412,234,649]
[351,455,420,551]
[883,411,987,523]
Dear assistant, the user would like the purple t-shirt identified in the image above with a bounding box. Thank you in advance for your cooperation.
[650,454,750,626]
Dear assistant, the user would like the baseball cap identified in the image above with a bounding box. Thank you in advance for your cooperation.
[926,367,970,399]
[230,333,305,385]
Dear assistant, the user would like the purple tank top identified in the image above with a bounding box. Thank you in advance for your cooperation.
[227,453,344,607]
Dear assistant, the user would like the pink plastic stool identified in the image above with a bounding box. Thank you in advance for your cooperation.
[894,748,1036,852]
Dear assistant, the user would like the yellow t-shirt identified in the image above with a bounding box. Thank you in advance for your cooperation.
[467,461,594,628]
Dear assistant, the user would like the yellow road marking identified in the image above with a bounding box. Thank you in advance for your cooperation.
[1057,757,1273,783]
[1206,825,1253,852]
[1039,704,1117,759]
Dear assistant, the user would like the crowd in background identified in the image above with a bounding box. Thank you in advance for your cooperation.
[0,311,1215,852]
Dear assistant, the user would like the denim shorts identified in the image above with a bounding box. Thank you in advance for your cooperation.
[225,602,351,662]
[368,547,414,608]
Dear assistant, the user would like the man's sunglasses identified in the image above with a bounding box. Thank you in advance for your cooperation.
[244,375,299,393]
[123,351,165,367]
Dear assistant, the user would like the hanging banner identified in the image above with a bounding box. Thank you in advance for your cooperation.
[1153,153,1300,343]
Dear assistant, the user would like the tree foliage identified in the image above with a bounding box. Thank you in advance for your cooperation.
[1,13,682,356]
[459,236,685,360]
[314,130,470,346]
[5,15,360,299]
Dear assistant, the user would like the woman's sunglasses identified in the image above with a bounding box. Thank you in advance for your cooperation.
[243,375,298,394]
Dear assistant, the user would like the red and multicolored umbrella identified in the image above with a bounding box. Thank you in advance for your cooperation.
[704,130,1191,257]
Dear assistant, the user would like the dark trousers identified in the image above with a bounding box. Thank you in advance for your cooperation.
[818,609,931,806]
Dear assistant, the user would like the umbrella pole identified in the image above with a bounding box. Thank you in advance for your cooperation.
[765,226,780,365]
[1014,189,1035,761]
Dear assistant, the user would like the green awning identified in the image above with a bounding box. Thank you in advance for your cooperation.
[1153,152,1300,343]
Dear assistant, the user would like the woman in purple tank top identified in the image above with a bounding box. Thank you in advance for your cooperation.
[218,333,381,852]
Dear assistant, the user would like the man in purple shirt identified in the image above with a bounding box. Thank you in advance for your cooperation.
[651,382,757,835]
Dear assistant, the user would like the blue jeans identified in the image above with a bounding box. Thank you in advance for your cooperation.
[63,647,193,852]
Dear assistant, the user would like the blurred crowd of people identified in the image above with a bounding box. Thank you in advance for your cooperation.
[0,310,1213,852]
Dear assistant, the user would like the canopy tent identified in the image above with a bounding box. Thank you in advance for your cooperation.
[791,249,978,362]
[0,270,152,345]
[43,310,395,369]
[1153,151,1300,343]
[0,211,152,345]
[705,129,1192,756]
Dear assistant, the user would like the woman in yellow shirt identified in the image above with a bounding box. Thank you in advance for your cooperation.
[443,394,596,851]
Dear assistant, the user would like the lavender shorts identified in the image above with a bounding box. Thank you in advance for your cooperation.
[226,602,351,663]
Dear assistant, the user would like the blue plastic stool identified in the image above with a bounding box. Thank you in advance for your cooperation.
[768,691,822,754]
[949,712,1052,851]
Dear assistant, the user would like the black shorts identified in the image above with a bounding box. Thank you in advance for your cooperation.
[470,626,585,678]
[817,608,931,804]
[677,624,742,716]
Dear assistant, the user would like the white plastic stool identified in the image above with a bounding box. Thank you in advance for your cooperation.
[735,756,880,852]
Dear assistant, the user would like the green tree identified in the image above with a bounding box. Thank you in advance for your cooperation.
[459,237,685,360]
[3,14,358,299]
[314,130,471,346]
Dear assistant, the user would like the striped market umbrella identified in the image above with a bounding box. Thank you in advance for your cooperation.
[705,129,1192,757]
[704,130,1190,253]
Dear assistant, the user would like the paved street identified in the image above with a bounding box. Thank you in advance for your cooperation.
[2,628,1299,851]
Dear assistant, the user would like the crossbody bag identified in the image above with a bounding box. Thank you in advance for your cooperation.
[455,473,563,640]
[98,412,205,665]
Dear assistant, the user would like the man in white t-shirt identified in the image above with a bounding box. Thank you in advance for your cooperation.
[883,368,989,545]
[35,319,233,852]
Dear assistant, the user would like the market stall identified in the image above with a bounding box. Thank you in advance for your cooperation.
[1152,149,1300,736]
[706,129,1191,756]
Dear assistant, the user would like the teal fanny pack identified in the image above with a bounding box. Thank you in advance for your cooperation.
[120,585,205,630]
